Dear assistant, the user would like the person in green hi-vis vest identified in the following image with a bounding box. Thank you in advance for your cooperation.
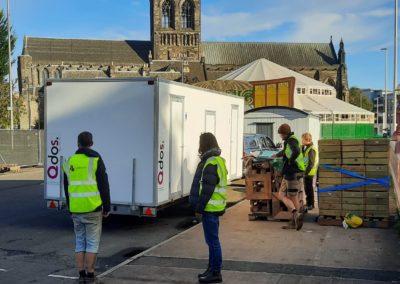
[189,133,227,283]
[63,131,111,283]
[301,132,318,210]
[272,124,305,231]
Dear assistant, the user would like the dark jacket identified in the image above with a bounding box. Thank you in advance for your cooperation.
[189,148,224,215]
[302,143,316,176]
[63,148,111,213]
[276,132,303,179]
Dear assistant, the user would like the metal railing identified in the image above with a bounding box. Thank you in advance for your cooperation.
[0,130,44,166]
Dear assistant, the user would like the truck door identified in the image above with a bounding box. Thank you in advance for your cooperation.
[170,96,184,197]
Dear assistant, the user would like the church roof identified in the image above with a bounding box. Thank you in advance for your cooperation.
[22,37,338,70]
[201,42,338,67]
[23,37,151,65]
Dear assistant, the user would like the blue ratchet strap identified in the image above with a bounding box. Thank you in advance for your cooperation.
[318,164,391,193]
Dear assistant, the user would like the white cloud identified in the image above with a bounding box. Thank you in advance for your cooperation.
[362,9,393,17]
[101,28,149,41]
[286,12,381,45]
[202,12,277,40]
[202,0,393,53]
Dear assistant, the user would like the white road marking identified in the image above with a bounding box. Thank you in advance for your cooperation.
[48,274,78,280]
[0,269,8,272]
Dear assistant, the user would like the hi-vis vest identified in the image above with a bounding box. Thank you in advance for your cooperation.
[303,144,319,176]
[284,135,306,172]
[200,156,228,213]
[63,154,102,213]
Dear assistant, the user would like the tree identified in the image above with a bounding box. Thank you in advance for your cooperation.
[349,87,373,111]
[0,9,16,82]
[0,83,24,129]
[0,9,19,128]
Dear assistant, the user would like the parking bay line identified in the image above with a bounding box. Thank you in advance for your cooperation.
[48,274,78,280]
[0,269,8,272]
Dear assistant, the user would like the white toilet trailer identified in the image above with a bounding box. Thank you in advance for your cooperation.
[45,78,244,216]
[244,106,320,146]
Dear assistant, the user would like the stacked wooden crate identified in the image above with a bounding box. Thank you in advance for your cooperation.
[341,140,366,218]
[318,139,342,217]
[364,139,390,220]
[318,139,391,227]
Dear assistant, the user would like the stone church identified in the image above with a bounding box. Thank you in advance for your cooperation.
[17,0,349,129]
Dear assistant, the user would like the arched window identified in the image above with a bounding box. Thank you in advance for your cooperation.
[42,69,49,84]
[181,0,194,29]
[37,69,41,85]
[161,0,174,28]
[54,69,62,79]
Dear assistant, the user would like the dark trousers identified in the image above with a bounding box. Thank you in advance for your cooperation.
[304,175,315,206]
[202,212,222,272]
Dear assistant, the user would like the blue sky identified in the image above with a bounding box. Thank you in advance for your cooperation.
[0,0,396,90]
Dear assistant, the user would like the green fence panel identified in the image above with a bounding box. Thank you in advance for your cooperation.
[320,123,374,139]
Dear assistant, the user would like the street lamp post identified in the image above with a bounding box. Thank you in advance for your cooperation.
[180,56,188,83]
[381,48,388,132]
[181,58,184,83]
[7,0,13,130]
[25,77,32,130]
[393,0,398,139]
[375,97,380,134]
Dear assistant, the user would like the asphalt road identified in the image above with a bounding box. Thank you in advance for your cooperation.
[0,168,196,283]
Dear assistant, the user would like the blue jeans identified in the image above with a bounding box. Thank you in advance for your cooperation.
[71,211,103,253]
[202,213,222,272]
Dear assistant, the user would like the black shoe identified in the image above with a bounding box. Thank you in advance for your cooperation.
[78,270,86,283]
[199,271,222,283]
[198,266,211,278]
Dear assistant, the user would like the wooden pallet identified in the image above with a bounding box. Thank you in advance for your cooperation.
[317,215,390,228]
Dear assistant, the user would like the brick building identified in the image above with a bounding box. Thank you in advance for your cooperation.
[18,0,349,129]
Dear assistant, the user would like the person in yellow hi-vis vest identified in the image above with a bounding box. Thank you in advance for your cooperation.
[272,124,305,230]
[63,131,110,283]
[301,132,318,210]
[189,133,227,284]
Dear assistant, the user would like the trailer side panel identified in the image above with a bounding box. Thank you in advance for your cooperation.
[45,80,156,207]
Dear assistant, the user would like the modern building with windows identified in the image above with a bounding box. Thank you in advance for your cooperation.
[362,89,395,135]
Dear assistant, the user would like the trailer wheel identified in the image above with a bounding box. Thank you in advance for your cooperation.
[248,214,256,221]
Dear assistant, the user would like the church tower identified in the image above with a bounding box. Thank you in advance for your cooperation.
[150,0,201,61]
[337,38,349,102]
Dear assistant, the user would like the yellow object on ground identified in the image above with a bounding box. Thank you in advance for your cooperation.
[343,213,363,229]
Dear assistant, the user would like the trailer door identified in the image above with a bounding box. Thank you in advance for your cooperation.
[170,96,184,197]
[205,110,216,135]
[230,105,239,178]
